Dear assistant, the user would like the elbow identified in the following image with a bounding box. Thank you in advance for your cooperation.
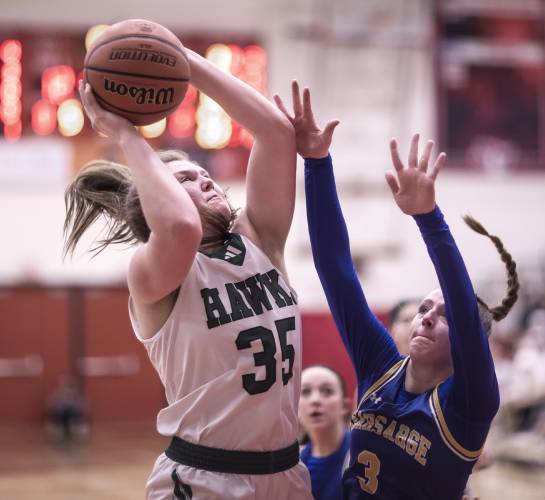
[257,112,295,142]
[490,378,501,417]
[274,112,295,135]
[479,376,501,421]
[274,113,295,139]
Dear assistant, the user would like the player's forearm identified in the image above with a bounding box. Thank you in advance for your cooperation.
[305,155,399,379]
[118,128,201,238]
[186,49,292,138]
[304,156,358,284]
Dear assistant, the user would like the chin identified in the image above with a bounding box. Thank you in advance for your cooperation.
[210,199,231,218]
[408,345,428,360]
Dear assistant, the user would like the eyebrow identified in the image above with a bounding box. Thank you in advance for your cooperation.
[319,383,335,389]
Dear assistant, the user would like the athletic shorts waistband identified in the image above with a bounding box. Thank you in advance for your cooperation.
[165,436,300,475]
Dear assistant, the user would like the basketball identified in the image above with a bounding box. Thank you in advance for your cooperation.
[84,19,190,126]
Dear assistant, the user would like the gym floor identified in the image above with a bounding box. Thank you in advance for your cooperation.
[1,425,544,500]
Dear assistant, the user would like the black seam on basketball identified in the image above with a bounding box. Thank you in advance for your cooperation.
[94,92,180,115]
[87,34,187,61]
[85,66,189,83]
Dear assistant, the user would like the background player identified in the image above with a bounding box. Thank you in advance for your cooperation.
[299,365,351,500]
[275,82,519,499]
[64,48,312,499]
[388,299,420,356]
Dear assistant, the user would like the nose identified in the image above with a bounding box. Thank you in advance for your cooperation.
[422,309,436,328]
[201,178,213,192]
[308,390,321,405]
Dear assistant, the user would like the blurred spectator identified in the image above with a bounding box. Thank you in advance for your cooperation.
[492,308,545,466]
[45,375,89,445]
[388,298,420,356]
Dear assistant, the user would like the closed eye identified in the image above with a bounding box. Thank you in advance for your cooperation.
[174,173,189,183]
[418,304,429,314]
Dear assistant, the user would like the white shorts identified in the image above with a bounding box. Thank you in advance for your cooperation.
[145,452,313,500]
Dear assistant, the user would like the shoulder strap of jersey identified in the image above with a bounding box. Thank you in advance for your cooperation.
[357,357,409,408]
[428,385,482,461]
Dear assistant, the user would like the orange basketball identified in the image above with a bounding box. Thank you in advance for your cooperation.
[84,19,190,126]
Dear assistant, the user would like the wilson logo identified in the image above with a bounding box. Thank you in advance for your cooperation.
[103,79,174,105]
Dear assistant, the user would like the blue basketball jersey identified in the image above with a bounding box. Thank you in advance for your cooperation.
[304,155,499,500]
[301,430,350,500]
[345,357,491,499]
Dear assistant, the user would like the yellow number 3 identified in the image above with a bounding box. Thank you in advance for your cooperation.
[357,450,381,494]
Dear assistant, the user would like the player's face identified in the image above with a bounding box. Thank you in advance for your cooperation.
[408,289,453,368]
[391,301,420,356]
[168,161,231,220]
[299,366,346,433]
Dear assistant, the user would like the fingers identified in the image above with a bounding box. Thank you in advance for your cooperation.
[390,139,404,172]
[384,170,400,196]
[291,80,303,118]
[303,87,312,115]
[323,119,340,143]
[302,87,318,126]
[408,133,419,168]
[418,140,434,172]
[79,81,96,122]
[84,83,99,109]
[429,152,447,180]
[273,94,294,123]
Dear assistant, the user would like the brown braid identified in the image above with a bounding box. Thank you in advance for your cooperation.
[462,215,519,327]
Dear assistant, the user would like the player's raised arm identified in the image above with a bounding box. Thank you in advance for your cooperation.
[387,134,506,417]
[275,82,401,384]
[67,82,202,307]
[185,49,296,271]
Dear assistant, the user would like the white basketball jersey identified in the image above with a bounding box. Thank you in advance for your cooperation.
[129,234,302,451]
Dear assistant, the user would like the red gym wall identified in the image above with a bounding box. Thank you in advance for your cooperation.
[0,286,388,426]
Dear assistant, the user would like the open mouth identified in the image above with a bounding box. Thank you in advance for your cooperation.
[310,411,323,418]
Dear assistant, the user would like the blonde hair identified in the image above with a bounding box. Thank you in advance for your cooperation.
[63,150,237,257]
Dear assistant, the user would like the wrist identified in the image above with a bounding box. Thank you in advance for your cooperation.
[304,154,332,167]
[118,126,140,147]
[303,151,331,161]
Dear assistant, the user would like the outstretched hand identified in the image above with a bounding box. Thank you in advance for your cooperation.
[274,80,339,159]
[385,134,446,215]
[78,80,135,142]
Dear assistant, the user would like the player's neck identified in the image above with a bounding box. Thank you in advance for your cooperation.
[308,422,345,458]
[199,229,230,252]
[404,359,452,394]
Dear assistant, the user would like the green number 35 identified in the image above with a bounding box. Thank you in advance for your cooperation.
[236,317,295,395]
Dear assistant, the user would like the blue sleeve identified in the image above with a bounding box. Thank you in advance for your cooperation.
[413,207,499,421]
[304,155,401,389]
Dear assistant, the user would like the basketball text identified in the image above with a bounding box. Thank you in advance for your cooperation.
[103,78,174,105]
